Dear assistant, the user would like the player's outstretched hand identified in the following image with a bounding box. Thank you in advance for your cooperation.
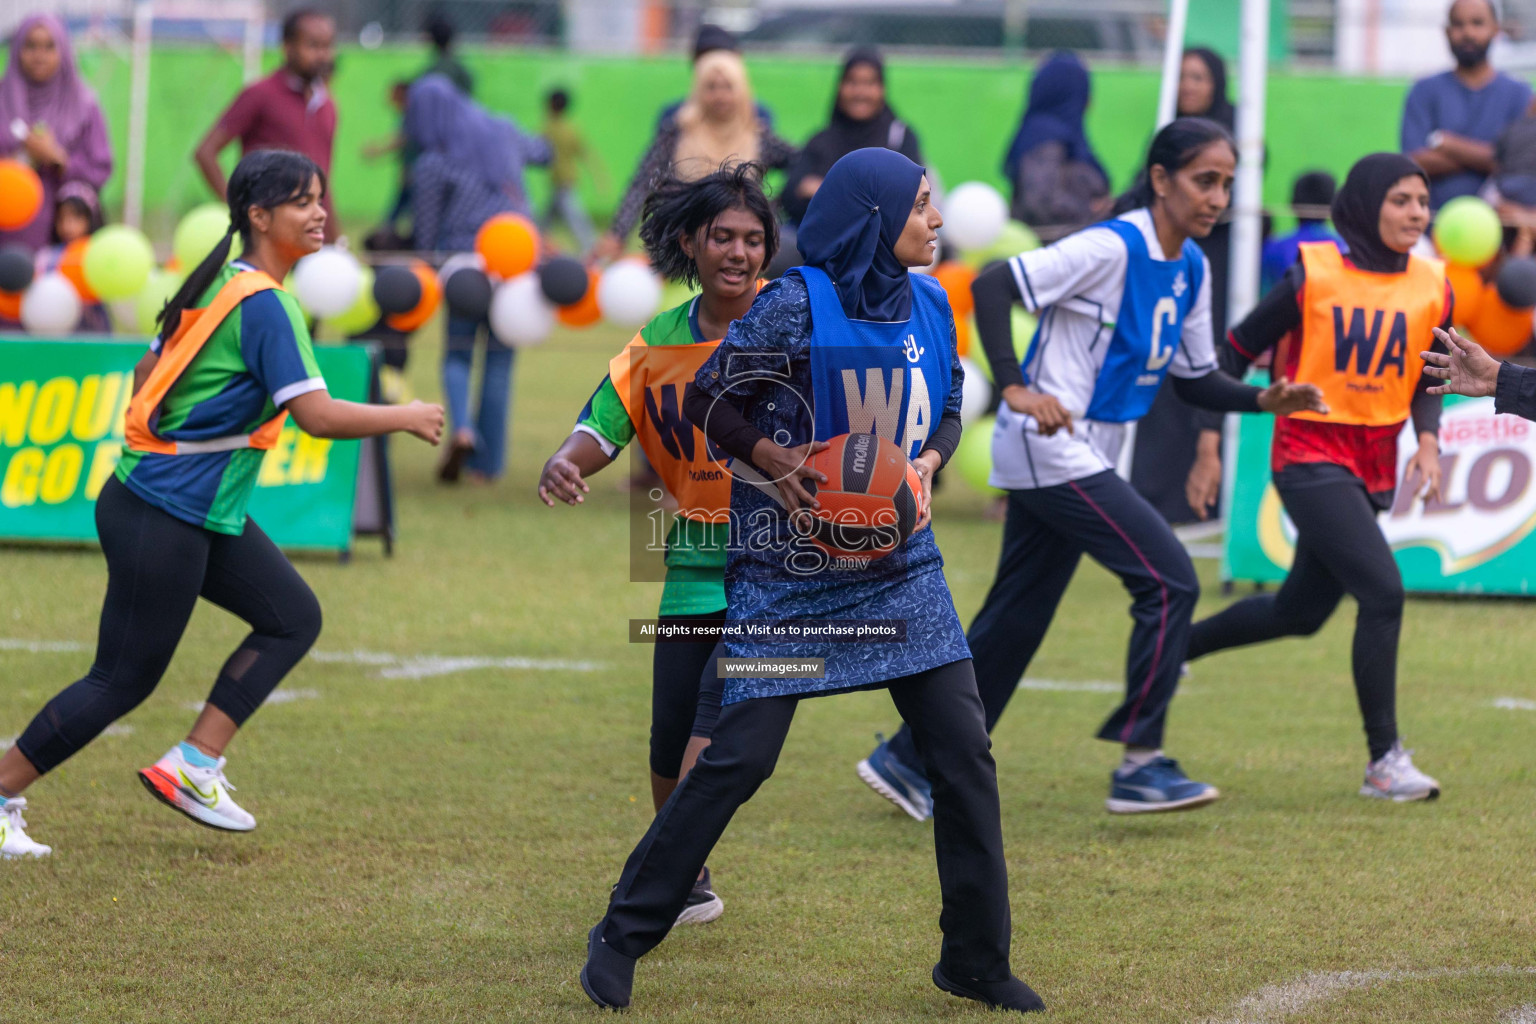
[1424,327,1500,397]
[538,456,590,506]
[1002,384,1074,435]
[404,400,445,445]
[1257,377,1329,417]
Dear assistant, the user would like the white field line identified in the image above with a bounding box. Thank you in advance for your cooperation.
[1017,678,1125,693]
[183,688,321,713]
[1494,697,1536,711]
[1208,966,1536,1024]
[308,649,606,679]
[1502,1005,1536,1024]
[1,638,606,681]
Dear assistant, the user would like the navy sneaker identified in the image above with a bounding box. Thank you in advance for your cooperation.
[856,735,933,821]
[1106,756,1219,814]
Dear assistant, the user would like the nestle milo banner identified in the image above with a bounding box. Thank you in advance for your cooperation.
[0,338,369,552]
[1225,397,1536,595]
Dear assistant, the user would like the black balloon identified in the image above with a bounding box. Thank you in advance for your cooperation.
[373,265,422,315]
[765,224,799,279]
[444,266,493,321]
[538,256,589,306]
[0,245,33,293]
[1496,257,1536,309]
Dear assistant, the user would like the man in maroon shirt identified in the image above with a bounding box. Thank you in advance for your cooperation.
[194,9,339,240]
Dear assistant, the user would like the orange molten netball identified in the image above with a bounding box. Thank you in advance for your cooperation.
[798,433,923,562]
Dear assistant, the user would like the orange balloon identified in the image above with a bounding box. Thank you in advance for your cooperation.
[1444,262,1485,327]
[932,260,976,319]
[58,238,98,303]
[385,260,442,333]
[556,268,603,327]
[475,214,540,280]
[1467,292,1535,357]
[0,160,43,231]
[0,289,21,321]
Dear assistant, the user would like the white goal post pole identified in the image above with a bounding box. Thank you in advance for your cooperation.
[124,0,152,230]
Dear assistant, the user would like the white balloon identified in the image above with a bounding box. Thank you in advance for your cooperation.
[291,246,363,318]
[21,272,83,335]
[596,260,662,329]
[959,357,991,426]
[943,182,1008,252]
[489,273,554,347]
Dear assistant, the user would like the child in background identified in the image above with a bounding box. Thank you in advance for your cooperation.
[37,181,110,333]
[1261,171,1340,292]
[541,88,603,252]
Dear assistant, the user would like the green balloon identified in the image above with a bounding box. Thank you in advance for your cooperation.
[962,219,1041,270]
[173,203,232,271]
[968,307,1038,383]
[953,415,1004,496]
[328,264,380,336]
[83,225,155,301]
[134,268,183,336]
[1433,196,1502,267]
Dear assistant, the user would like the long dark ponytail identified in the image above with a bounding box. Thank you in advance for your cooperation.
[156,150,326,340]
[1111,116,1234,216]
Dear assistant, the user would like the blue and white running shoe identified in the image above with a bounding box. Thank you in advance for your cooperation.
[856,735,933,822]
[1106,756,1219,814]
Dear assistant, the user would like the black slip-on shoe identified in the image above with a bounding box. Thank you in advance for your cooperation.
[933,963,1046,1013]
[581,924,635,1010]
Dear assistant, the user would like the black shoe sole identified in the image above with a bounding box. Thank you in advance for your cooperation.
[580,925,627,1011]
[933,964,1046,1014]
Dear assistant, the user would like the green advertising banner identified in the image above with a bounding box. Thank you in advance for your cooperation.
[0,338,370,552]
[1224,395,1536,596]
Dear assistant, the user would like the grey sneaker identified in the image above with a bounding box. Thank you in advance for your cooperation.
[1360,741,1440,802]
[674,865,724,925]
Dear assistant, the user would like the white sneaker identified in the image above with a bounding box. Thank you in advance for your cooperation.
[138,746,256,831]
[1,797,52,858]
[1360,741,1440,802]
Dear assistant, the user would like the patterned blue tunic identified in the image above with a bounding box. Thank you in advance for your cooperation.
[692,273,972,704]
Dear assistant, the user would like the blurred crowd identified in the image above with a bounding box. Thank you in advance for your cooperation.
[3,0,1534,503]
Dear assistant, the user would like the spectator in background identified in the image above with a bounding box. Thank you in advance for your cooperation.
[595,50,794,259]
[541,87,603,251]
[1261,171,1340,292]
[0,14,112,253]
[1402,0,1530,210]
[1000,50,1109,242]
[422,12,473,96]
[195,9,338,240]
[782,47,923,225]
[406,74,551,484]
[36,182,109,332]
[655,25,773,132]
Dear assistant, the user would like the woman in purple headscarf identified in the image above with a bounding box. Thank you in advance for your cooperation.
[0,15,113,252]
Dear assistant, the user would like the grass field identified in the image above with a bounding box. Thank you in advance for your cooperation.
[1,319,1534,1023]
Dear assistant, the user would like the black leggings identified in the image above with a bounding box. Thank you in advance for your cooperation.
[1187,476,1403,760]
[649,612,725,778]
[603,658,1012,979]
[16,476,323,775]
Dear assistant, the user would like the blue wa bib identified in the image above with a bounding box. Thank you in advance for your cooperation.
[1080,218,1205,423]
[800,266,953,460]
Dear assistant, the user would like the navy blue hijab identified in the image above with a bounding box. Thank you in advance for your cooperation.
[1002,51,1105,184]
[797,147,925,322]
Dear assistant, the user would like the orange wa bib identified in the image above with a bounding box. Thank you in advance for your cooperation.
[609,337,732,524]
[124,270,287,455]
[1290,242,1445,426]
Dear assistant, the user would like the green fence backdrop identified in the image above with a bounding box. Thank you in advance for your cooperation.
[74,44,1427,240]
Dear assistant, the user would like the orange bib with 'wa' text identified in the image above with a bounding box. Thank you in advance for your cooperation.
[609,337,732,524]
[125,270,288,455]
[1288,242,1446,427]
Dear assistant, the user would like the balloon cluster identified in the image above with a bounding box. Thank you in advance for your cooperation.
[1434,196,1535,357]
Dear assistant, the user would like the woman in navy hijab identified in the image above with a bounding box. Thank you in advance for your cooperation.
[1001,51,1110,239]
[580,149,1045,1015]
